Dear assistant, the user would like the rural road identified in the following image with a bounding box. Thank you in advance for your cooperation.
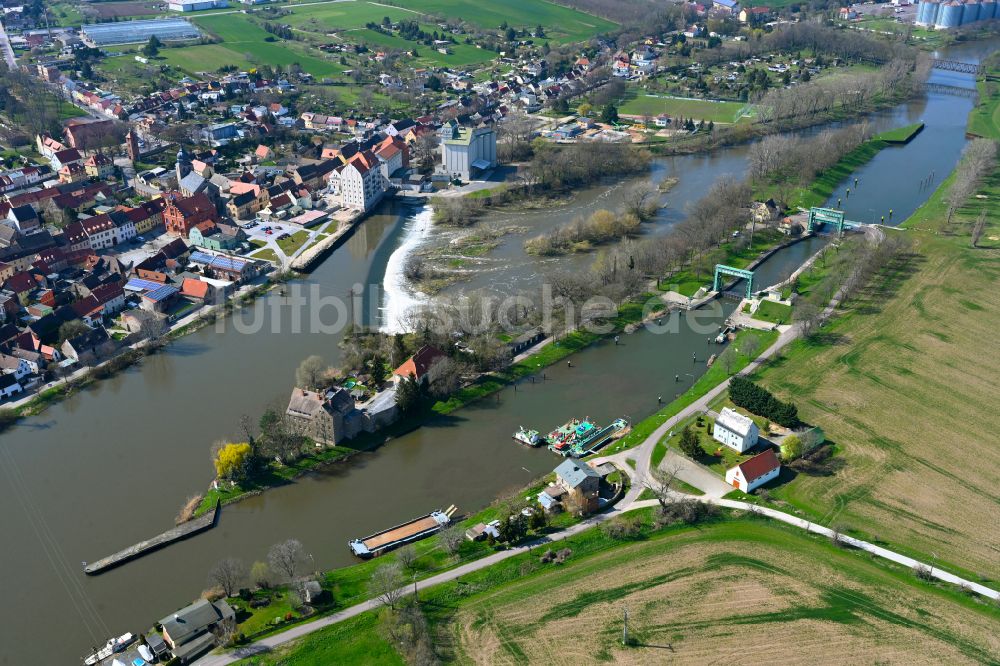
[195,281,998,664]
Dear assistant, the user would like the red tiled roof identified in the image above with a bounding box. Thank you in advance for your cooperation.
[394,345,446,380]
[181,278,209,299]
[736,449,780,481]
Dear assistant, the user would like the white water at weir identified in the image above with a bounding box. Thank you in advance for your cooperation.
[380,204,433,333]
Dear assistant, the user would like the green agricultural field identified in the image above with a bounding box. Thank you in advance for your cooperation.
[193,13,345,77]
[239,519,1000,665]
[751,152,1000,581]
[283,1,421,31]
[398,0,617,42]
[616,89,748,124]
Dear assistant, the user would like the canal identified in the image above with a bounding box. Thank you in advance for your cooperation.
[0,39,993,664]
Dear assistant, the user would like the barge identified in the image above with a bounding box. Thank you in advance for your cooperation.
[349,505,457,558]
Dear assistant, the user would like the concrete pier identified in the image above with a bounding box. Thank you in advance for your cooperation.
[83,502,219,575]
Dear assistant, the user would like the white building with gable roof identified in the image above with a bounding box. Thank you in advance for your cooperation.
[712,407,759,452]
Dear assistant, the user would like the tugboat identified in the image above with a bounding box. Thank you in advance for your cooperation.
[513,426,544,446]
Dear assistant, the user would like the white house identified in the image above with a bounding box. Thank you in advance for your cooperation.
[713,407,759,452]
[0,373,24,400]
[0,353,33,381]
[725,449,781,492]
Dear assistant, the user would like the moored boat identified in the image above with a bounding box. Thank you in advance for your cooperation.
[349,506,457,558]
[83,633,133,665]
[513,426,544,446]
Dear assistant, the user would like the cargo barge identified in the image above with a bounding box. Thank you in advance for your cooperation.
[349,505,457,558]
[547,417,630,457]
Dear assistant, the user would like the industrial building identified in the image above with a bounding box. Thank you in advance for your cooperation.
[439,122,497,181]
[80,18,201,46]
[916,0,998,28]
[167,0,229,11]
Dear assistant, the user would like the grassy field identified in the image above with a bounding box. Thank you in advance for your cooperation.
[239,518,1000,664]
[968,77,1000,140]
[748,91,1000,581]
[747,299,792,324]
[617,89,748,124]
[192,14,346,77]
[397,0,616,43]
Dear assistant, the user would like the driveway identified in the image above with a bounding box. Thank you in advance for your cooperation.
[659,449,733,498]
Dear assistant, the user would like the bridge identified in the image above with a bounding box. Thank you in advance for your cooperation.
[930,59,984,76]
[713,264,755,299]
[925,82,980,99]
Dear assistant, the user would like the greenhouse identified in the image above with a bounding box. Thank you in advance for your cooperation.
[81,18,201,47]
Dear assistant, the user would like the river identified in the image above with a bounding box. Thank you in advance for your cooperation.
[0,39,993,665]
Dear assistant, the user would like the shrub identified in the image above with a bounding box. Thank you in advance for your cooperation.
[913,564,934,581]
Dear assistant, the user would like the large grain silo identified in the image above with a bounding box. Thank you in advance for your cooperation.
[918,0,942,24]
[961,0,980,24]
[936,1,964,28]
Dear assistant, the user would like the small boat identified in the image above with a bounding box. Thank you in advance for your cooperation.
[83,633,133,665]
[715,325,734,344]
[513,426,544,447]
[349,506,457,558]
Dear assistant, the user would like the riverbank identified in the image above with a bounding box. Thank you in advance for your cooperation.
[755,123,926,213]
[0,272,288,427]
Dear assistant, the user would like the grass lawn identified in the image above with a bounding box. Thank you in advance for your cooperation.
[236,611,404,665]
[248,517,1000,664]
[284,1,419,31]
[276,230,311,256]
[748,142,1000,580]
[747,299,792,324]
[616,89,748,123]
[967,57,1000,140]
[250,248,279,263]
[876,122,925,144]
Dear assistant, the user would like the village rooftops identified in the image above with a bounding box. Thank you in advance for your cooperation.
[716,407,755,437]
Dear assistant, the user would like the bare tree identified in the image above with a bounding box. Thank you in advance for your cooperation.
[740,334,761,360]
[643,464,682,510]
[208,557,247,598]
[395,544,419,574]
[268,539,308,583]
[971,208,988,248]
[295,355,330,390]
[437,525,464,556]
[370,561,406,610]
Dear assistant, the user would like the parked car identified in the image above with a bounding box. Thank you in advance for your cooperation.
[136,236,145,243]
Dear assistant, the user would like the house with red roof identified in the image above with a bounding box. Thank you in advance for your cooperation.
[725,449,781,493]
[393,345,446,385]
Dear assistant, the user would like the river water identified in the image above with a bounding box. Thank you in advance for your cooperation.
[0,39,993,665]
